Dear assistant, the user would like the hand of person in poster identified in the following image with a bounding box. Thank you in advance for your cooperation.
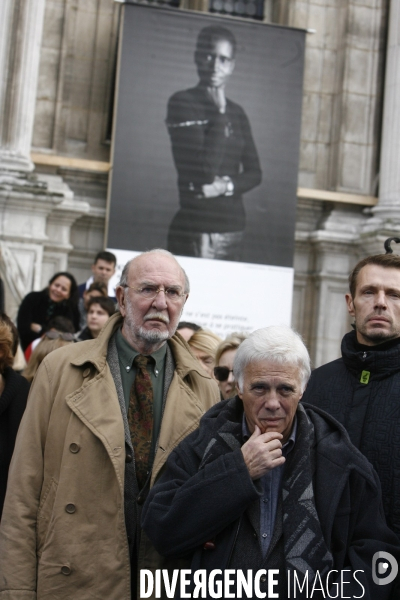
[202,176,234,198]
[207,86,226,114]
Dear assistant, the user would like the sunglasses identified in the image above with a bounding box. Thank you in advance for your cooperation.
[213,366,234,382]
[44,331,76,342]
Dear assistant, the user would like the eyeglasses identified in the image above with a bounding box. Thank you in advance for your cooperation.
[123,285,186,303]
[44,331,76,342]
[214,366,234,382]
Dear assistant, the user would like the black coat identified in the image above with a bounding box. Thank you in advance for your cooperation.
[76,326,93,342]
[166,85,262,234]
[0,367,30,518]
[17,289,80,350]
[302,330,400,540]
[142,397,400,600]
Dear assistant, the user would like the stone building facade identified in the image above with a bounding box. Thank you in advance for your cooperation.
[1,0,399,366]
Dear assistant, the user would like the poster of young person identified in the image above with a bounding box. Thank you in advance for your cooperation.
[107,4,306,331]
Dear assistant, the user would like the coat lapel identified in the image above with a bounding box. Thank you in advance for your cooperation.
[66,365,126,490]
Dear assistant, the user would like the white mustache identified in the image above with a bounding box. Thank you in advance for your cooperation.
[144,312,170,324]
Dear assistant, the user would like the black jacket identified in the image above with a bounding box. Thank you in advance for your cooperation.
[0,367,30,518]
[17,289,80,350]
[142,397,399,599]
[302,330,400,541]
[76,326,93,342]
[166,85,262,234]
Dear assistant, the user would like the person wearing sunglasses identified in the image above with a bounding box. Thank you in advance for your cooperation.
[214,331,248,399]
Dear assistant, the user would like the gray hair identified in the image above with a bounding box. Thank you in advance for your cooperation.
[118,249,190,293]
[233,326,311,393]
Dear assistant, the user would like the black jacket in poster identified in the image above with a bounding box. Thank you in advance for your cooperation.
[166,85,262,235]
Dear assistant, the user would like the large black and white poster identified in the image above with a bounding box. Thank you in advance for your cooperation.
[107,5,305,332]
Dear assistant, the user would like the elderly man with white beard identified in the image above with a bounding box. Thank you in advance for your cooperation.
[0,249,219,600]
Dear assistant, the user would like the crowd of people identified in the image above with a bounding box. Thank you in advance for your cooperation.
[0,247,399,599]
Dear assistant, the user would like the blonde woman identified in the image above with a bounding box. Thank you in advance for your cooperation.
[188,329,222,378]
[22,331,75,384]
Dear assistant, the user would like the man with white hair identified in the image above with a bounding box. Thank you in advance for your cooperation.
[143,326,399,599]
[0,249,219,600]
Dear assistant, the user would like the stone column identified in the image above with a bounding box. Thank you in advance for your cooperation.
[0,0,91,319]
[372,0,400,220]
[0,0,46,172]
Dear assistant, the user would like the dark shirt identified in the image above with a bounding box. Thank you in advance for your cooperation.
[76,326,93,342]
[242,414,297,556]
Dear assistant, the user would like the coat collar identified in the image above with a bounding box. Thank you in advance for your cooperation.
[168,332,214,381]
[70,312,122,371]
[341,330,400,379]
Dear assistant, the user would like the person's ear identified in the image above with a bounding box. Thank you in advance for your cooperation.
[345,293,355,317]
[116,286,126,316]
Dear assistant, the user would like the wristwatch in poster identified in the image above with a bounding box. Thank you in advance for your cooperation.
[223,176,234,196]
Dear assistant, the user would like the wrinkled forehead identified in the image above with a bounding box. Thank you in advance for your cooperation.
[128,254,185,287]
[358,264,400,285]
[243,359,302,382]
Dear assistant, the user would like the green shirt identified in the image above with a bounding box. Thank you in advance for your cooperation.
[115,327,167,458]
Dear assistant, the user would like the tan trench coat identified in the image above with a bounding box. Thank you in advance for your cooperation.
[0,314,219,599]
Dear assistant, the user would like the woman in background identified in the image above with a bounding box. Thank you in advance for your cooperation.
[17,272,80,351]
[188,329,222,378]
[214,332,247,400]
[0,313,30,518]
[22,331,75,384]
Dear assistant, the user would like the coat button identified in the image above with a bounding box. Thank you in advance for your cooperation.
[61,566,71,576]
[69,443,80,454]
[65,503,76,514]
[83,368,91,378]
[203,541,215,550]
[260,575,266,583]
[137,495,144,505]
[125,453,133,463]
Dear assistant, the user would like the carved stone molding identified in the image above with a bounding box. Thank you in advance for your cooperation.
[0,173,89,319]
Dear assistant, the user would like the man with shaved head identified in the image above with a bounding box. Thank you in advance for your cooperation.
[166,25,262,261]
[0,249,219,599]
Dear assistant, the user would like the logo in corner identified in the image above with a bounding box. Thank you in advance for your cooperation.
[372,551,398,586]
